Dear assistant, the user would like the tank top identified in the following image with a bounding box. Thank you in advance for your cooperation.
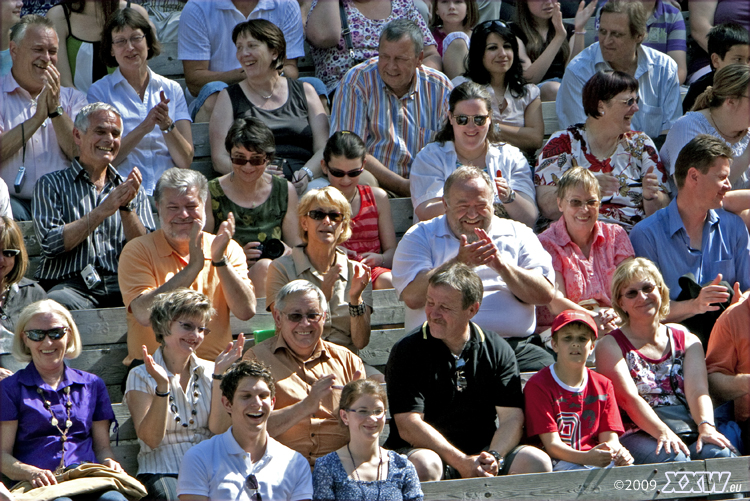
[226,79,314,180]
[63,3,117,93]
[342,185,381,260]
[208,175,288,247]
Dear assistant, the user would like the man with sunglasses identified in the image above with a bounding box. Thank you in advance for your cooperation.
[242,280,365,466]
[386,263,552,481]
[177,360,313,501]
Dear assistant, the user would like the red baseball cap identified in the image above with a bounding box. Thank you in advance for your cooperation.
[551,310,598,339]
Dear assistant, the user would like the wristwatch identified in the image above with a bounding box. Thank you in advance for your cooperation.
[162,120,176,134]
[503,189,516,204]
[212,256,229,267]
[48,105,64,119]
[119,201,136,212]
[488,450,504,475]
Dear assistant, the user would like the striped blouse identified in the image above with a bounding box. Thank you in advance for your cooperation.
[342,184,381,260]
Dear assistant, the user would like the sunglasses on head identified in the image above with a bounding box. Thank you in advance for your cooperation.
[478,19,507,31]
[245,474,262,501]
[454,114,490,126]
[1,249,20,258]
[25,327,68,342]
[307,210,344,222]
[231,155,267,167]
[622,283,657,300]
[326,164,365,178]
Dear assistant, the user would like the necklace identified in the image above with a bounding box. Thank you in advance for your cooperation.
[37,386,73,474]
[251,77,279,101]
[709,109,746,141]
[347,444,382,501]
[169,367,202,427]
[456,144,487,167]
[347,189,359,205]
[0,284,9,308]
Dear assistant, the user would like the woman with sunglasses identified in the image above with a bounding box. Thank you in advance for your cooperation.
[205,118,301,299]
[537,167,633,334]
[124,289,243,500]
[322,132,397,290]
[266,188,375,373]
[535,71,670,233]
[594,258,735,465]
[410,81,537,227]
[0,300,127,499]
[453,20,544,154]
[313,379,423,501]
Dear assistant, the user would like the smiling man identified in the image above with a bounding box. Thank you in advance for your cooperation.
[243,280,365,465]
[392,166,555,372]
[32,102,154,310]
[177,360,313,501]
[330,19,452,197]
[0,15,87,220]
[556,0,680,142]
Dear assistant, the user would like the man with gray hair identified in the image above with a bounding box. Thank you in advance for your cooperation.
[118,167,255,369]
[0,15,87,220]
[242,279,365,466]
[32,102,154,310]
[330,19,451,197]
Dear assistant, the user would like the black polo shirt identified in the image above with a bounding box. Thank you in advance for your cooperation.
[384,322,522,455]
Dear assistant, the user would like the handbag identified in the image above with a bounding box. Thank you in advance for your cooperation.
[652,327,699,444]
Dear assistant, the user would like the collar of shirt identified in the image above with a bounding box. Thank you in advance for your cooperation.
[153,229,211,263]
[552,217,606,248]
[667,196,720,238]
[420,320,486,353]
[70,158,123,187]
[291,246,349,282]
[152,346,205,378]
[374,58,421,100]
[215,0,273,15]
[220,427,278,471]
[270,331,331,364]
[593,43,654,80]
[17,362,88,391]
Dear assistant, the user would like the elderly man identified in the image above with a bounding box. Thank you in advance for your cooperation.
[393,166,555,372]
[118,168,256,367]
[243,280,365,465]
[330,19,452,197]
[631,134,750,344]
[386,263,552,481]
[0,0,22,76]
[556,0,680,142]
[0,15,87,220]
[32,102,154,310]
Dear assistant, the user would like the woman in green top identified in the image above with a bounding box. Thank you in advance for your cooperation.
[205,118,301,299]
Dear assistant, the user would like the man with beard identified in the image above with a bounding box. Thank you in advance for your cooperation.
[392,166,555,371]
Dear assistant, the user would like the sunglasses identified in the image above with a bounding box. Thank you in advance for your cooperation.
[1,249,20,258]
[326,164,365,178]
[618,96,640,107]
[231,155,267,167]
[282,312,324,323]
[177,321,210,335]
[567,198,600,209]
[622,283,657,299]
[478,19,507,30]
[454,114,490,126]
[245,474,262,501]
[307,210,344,222]
[455,358,467,392]
[25,327,68,342]
[346,407,385,418]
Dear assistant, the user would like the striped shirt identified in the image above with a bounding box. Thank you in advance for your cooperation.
[330,58,452,178]
[124,348,215,474]
[595,0,687,54]
[32,159,155,281]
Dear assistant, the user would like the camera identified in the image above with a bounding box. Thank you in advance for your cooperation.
[257,238,285,260]
[14,166,26,194]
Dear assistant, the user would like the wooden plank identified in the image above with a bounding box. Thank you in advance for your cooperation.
[147,42,183,77]
[113,403,137,441]
[359,328,407,367]
[111,439,140,476]
[192,121,210,157]
[542,101,559,138]
[389,198,414,237]
[190,158,218,181]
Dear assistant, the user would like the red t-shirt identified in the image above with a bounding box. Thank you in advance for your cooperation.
[524,366,624,451]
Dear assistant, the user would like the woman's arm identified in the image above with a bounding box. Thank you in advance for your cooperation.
[502,191,538,228]
[46,5,74,88]
[92,420,123,471]
[282,182,302,248]
[112,97,173,167]
[126,346,171,450]
[414,198,445,222]
[208,338,245,435]
[305,0,342,48]
[295,82,330,195]
[496,96,544,151]
[349,261,372,350]
[442,36,469,80]
[208,89,235,175]
[567,0,597,63]
[689,0,717,53]
[371,187,397,268]
[1,420,56,485]
[668,50,688,85]
[519,14,568,84]
[204,190,216,234]
[163,120,195,169]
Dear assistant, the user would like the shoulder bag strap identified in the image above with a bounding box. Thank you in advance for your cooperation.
[339,1,354,54]
[666,326,690,409]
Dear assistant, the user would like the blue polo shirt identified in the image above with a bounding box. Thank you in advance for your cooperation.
[630,198,750,299]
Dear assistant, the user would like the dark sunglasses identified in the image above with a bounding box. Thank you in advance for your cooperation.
[454,114,490,126]
[25,327,68,342]
[307,210,343,222]
[478,19,507,31]
[245,474,262,501]
[283,312,324,323]
[622,283,657,300]
[231,155,267,167]
[1,249,20,258]
[326,164,364,178]
[455,358,467,392]
[618,96,640,107]
[567,198,600,209]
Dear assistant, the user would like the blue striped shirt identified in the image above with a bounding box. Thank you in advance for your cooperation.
[330,58,453,178]
[32,159,156,281]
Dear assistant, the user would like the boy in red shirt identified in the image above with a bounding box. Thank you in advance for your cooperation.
[524,310,633,470]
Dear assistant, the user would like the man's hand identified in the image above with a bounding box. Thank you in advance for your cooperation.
[473,228,507,274]
[42,64,62,115]
[456,452,497,478]
[101,167,142,217]
[694,274,731,313]
[456,233,496,268]
[595,172,620,198]
[303,374,337,415]
[188,219,205,269]
[211,212,235,262]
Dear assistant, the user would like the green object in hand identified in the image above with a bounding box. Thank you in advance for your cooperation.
[253,329,276,344]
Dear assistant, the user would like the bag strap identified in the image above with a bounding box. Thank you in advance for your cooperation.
[666,326,690,409]
[339,1,354,54]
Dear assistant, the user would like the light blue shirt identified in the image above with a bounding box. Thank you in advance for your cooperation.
[0,49,11,77]
[630,198,750,299]
[556,42,681,139]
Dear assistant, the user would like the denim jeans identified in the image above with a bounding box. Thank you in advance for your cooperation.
[137,473,179,501]
[620,431,735,464]
[52,489,129,501]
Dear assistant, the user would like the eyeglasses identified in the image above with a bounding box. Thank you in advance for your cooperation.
[245,474,262,501]
[566,198,600,209]
[326,164,365,178]
[346,408,386,418]
[1,249,20,258]
[622,283,657,299]
[307,210,344,222]
[25,327,68,342]
[231,155,267,167]
[618,96,640,107]
[112,34,146,48]
[282,312,324,323]
[177,321,210,335]
[453,114,490,126]
[455,358,467,392]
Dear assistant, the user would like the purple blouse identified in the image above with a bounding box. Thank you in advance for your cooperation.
[0,363,115,472]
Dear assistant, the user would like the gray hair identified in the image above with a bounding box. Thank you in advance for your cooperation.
[275,280,328,313]
[429,262,484,309]
[444,165,493,200]
[9,15,54,45]
[380,19,424,56]
[154,168,209,205]
[73,102,122,133]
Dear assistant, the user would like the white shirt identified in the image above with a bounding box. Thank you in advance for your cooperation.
[392,215,554,335]
[452,76,540,128]
[87,68,191,195]
[177,428,313,501]
[0,178,10,218]
[409,140,535,222]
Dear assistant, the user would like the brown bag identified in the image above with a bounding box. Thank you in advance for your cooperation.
[10,463,147,501]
